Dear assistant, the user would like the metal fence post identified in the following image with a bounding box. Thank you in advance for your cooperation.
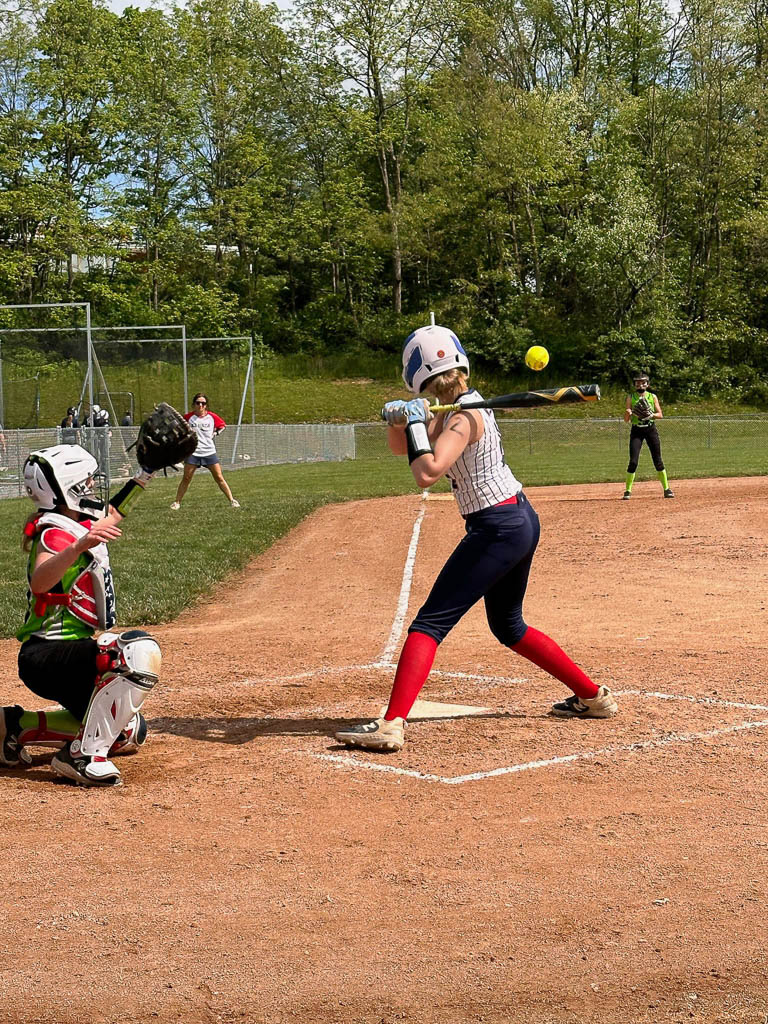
[15,429,21,496]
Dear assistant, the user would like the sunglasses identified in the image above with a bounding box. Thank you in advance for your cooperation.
[194,400,207,406]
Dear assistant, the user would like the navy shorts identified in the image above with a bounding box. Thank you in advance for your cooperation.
[410,493,540,648]
[187,453,220,467]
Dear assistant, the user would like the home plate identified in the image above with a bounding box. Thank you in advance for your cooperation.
[379,700,490,719]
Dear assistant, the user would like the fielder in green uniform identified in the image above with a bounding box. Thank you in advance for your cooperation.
[622,372,674,499]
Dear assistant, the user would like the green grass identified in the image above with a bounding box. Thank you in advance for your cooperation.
[0,458,421,640]
[1,410,764,640]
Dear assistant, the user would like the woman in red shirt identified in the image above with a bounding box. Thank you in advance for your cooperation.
[170,393,240,510]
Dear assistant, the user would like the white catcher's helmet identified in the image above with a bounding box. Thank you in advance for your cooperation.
[23,444,102,516]
[402,325,470,394]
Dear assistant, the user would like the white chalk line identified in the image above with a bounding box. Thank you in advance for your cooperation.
[446,718,768,783]
[304,689,768,784]
[309,717,768,785]
[309,752,445,783]
[616,689,768,713]
[379,505,426,665]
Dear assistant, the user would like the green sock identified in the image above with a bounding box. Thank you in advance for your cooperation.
[19,709,80,744]
[625,472,635,493]
[658,469,669,490]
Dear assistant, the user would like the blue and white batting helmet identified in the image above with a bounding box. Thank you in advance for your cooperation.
[402,325,470,394]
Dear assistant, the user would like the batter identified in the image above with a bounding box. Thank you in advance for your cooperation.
[335,324,618,752]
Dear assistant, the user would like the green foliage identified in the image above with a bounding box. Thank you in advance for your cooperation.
[1,0,768,398]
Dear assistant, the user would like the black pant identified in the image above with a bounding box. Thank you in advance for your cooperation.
[627,424,665,473]
[18,637,98,721]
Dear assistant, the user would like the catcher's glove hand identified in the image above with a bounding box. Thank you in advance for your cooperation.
[135,402,197,472]
[634,396,653,421]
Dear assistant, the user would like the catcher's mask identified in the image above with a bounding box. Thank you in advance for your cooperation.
[23,445,105,517]
[402,325,469,394]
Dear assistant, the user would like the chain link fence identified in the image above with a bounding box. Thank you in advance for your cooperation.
[0,417,765,501]
[354,416,768,484]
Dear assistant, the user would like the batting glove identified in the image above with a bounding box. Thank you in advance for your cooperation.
[381,400,408,426]
[404,398,433,425]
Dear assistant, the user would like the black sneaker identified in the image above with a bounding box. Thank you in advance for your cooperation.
[664,488,675,498]
[0,705,32,767]
[50,743,121,787]
[622,491,631,500]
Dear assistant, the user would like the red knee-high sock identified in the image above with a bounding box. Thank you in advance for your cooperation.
[511,626,599,699]
[384,632,439,721]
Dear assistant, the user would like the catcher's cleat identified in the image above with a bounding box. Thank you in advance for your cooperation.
[550,685,618,719]
[335,716,405,752]
[663,488,675,498]
[0,705,32,767]
[169,501,181,510]
[230,499,241,509]
[622,490,631,500]
[50,743,122,787]
[110,712,147,757]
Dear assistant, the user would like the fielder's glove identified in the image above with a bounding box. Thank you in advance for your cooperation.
[634,396,653,422]
[134,402,198,472]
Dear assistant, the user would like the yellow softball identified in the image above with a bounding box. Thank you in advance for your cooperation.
[525,345,549,371]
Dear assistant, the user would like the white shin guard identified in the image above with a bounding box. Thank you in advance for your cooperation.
[78,630,161,759]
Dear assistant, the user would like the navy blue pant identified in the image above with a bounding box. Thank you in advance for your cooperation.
[409,494,540,647]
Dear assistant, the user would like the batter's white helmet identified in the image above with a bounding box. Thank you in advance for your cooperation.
[23,444,101,515]
[402,325,470,394]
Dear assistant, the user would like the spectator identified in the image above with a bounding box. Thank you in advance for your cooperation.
[60,406,79,429]
[121,411,132,427]
[85,405,109,428]
[170,392,240,510]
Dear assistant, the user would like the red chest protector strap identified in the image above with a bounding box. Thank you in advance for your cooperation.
[34,592,72,617]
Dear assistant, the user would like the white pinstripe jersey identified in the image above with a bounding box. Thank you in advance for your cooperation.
[443,390,521,515]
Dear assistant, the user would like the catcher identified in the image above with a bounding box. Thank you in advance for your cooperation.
[622,372,674,500]
[0,404,196,787]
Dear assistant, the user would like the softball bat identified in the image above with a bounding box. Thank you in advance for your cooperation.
[429,384,600,414]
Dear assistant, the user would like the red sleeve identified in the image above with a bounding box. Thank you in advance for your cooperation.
[184,411,193,421]
[210,412,226,430]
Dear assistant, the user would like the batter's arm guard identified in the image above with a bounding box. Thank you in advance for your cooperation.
[404,400,434,465]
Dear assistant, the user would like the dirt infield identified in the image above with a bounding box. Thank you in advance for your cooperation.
[2,476,768,1024]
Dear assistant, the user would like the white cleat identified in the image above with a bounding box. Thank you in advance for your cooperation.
[334,716,405,752]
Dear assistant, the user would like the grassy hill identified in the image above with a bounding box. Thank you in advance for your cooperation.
[4,350,767,427]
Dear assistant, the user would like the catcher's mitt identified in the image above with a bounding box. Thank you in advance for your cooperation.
[135,402,197,472]
[634,396,653,421]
